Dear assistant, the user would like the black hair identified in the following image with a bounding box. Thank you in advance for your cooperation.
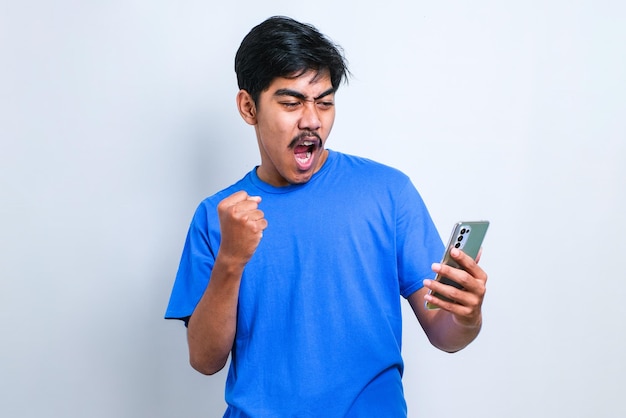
[234,16,350,104]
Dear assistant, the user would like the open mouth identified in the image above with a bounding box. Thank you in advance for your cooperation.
[291,135,321,171]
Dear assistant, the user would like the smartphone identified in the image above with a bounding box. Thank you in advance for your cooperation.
[425,220,490,310]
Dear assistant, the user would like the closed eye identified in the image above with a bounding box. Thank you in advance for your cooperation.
[316,101,334,110]
[280,101,301,109]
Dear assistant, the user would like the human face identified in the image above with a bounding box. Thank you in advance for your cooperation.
[245,70,336,187]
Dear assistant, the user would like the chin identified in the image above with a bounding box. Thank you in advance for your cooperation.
[289,171,316,185]
[289,176,312,185]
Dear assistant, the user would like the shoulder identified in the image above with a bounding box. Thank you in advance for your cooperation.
[332,151,408,179]
[330,150,412,189]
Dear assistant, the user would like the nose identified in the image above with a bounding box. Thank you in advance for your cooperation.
[298,101,321,131]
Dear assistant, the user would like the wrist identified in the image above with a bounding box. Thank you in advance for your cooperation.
[215,250,248,271]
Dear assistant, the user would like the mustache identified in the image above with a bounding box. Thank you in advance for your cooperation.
[288,131,322,149]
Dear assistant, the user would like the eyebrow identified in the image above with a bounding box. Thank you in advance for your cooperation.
[273,87,336,101]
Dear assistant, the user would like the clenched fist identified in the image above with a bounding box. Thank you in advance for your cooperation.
[216,191,268,267]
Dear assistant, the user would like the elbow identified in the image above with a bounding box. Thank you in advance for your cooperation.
[189,353,227,375]
[434,342,464,354]
[186,327,230,375]
[189,355,227,375]
[427,336,463,354]
[426,331,478,353]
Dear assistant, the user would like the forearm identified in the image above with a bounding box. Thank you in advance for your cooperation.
[409,287,482,353]
[187,254,244,375]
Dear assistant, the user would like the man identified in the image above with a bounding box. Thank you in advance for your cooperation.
[166,16,487,417]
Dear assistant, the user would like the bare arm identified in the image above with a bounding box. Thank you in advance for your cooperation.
[409,248,487,353]
[187,191,267,375]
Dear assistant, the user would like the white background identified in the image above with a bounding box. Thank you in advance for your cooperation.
[1,1,625,417]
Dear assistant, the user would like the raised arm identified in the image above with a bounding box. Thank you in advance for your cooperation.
[409,247,487,353]
[187,191,267,374]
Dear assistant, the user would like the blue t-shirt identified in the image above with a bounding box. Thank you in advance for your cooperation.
[166,150,444,417]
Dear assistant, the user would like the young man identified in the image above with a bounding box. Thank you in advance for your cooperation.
[166,16,488,417]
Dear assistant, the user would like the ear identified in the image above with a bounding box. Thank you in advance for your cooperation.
[237,89,257,125]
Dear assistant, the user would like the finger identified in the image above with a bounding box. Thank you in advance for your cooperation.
[228,190,250,203]
[449,248,487,284]
[228,196,263,217]
[449,247,476,268]
[218,191,249,213]
[247,209,268,226]
[424,278,466,304]
[423,284,473,315]
[430,263,485,305]
[220,190,261,205]
[424,278,482,313]
[431,261,472,289]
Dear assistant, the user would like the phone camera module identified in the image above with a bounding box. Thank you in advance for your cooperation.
[454,225,472,251]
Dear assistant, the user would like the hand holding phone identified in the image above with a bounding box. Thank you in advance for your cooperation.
[425,220,489,310]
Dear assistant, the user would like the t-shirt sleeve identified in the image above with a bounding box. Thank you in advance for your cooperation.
[395,179,445,298]
[164,201,217,322]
